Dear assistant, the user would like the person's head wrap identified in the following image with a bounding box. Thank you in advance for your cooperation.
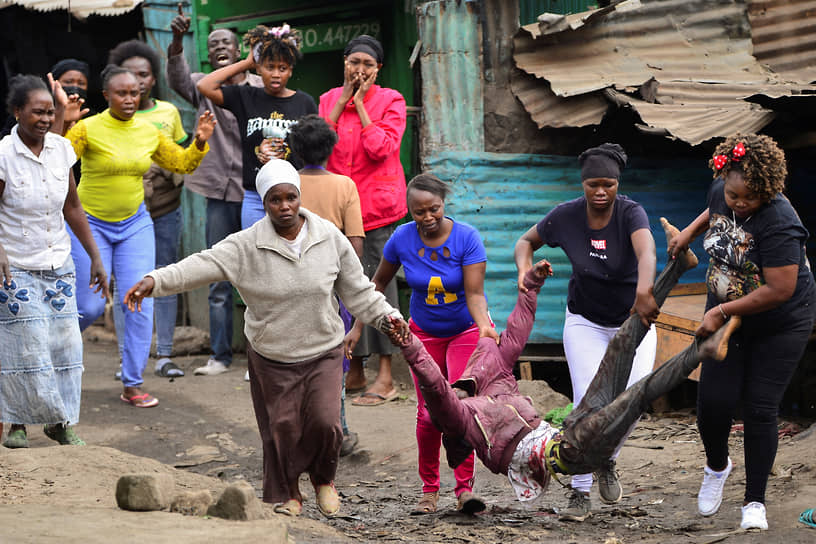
[256,159,301,200]
[578,143,627,181]
[50,59,90,81]
[344,35,384,64]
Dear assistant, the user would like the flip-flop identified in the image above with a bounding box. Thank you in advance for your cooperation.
[120,392,159,408]
[351,388,398,407]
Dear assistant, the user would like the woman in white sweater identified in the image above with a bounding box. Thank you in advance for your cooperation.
[124,159,406,518]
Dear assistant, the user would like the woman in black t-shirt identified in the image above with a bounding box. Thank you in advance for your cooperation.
[197,24,317,229]
[514,143,659,521]
[669,133,816,531]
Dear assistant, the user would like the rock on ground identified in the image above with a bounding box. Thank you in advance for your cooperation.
[207,481,264,521]
[116,473,175,511]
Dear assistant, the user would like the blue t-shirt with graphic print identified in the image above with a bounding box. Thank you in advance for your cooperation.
[536,195,650,327]
[383,219,487,337]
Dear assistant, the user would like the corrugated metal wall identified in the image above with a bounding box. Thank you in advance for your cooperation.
[417,0,484,156]
[426,151,711,343]
[518,0,596,24]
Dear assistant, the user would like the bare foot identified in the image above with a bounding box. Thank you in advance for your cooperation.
[345,357,367,391]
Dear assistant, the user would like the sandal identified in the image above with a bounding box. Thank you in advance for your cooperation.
[155,358,184,378]
[411,491,439,515]
[120,392,159,408]
[456,491,487,514]
[273,499,302,517]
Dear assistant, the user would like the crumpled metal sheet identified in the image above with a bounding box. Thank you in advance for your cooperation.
[0,0,142,17]
[512,0,816,145]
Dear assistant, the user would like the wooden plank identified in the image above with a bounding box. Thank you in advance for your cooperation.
[654,327,701,381]
[667,282,707,296]
[519,361,533,381]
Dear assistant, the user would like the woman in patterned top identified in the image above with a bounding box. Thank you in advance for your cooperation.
[669,133,816,531]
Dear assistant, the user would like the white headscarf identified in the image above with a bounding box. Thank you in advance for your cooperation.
[255,159,301,200]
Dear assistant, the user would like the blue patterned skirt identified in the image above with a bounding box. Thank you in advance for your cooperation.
[0,259,83,424]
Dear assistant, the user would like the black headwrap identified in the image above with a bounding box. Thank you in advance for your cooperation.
[579,143,628,181]
[51,59,90,81]
[344,35,384,64]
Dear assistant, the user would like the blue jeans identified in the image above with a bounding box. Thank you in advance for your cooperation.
[153,208,182,357]
[207,198,243,365]
[70,204,155,388]
[112,208,182,358]
[241,189,265,230]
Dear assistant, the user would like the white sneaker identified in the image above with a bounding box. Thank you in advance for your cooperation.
[698,457,733,516]
[244,370,250,382]
[740,501,768,530]
[193,359,229,376]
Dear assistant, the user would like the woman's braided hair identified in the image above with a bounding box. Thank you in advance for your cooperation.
[709,133,787,202]
[244,24,303,67]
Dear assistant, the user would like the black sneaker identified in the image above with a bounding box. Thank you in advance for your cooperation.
[559,488,591,521]
[596,459,623,504]
[340,431,358,457]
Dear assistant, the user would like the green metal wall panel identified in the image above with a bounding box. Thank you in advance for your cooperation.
[518,0,597,24]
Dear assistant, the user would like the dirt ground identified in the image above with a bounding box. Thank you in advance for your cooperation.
[1,327,815,544]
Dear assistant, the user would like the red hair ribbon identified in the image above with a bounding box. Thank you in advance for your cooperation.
[713,154,728,170]
[731,142,746,161]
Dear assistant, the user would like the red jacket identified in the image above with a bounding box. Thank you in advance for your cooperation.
[401,268,547,475]
[319,85,407,231]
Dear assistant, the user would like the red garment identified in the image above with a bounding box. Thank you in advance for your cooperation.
[319,85,407,231]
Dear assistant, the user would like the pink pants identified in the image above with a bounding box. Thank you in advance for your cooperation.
[409,319,478,496]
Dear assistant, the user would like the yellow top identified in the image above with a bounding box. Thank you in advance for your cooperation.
[67,110,208,222]
[136,99,187,143]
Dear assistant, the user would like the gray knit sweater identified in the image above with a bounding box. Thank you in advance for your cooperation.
[149,207,400,362]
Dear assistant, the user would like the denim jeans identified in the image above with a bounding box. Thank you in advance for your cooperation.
[112,207,182,359]
[70,204,155,387]
[241,189,265,230]
[207,198,243,364]
[153,207,182,357]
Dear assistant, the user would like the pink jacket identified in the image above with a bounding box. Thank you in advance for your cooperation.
[401,268,547,475]
[319,85,407,231]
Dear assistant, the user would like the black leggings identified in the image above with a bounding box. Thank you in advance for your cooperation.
[697,309,814,504]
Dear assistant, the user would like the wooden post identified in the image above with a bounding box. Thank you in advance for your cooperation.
[519,361,533,381]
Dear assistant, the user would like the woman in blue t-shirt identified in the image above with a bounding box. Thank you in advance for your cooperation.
[668,133,815,532]
[514,143,659,521]
[345,173,498,515]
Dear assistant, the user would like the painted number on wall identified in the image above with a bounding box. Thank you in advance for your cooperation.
[301,20,381,53]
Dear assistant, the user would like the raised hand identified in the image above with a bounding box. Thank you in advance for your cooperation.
[532,259,553,279]
[194,110,217,147]
[353,68,378,104]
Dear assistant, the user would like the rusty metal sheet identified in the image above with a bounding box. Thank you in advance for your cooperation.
[511,0,816,145]
[748,0,816,83]
[0,0,143,17]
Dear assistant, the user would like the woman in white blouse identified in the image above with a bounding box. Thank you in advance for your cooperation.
[0,74,107,449]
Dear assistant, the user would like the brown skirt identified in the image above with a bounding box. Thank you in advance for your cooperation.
[247,344,344,504]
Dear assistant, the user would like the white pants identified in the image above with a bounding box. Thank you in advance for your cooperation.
[563,308,657,492]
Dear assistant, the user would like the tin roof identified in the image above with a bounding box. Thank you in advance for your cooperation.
[512,0,816,145]
[0,0,142,17]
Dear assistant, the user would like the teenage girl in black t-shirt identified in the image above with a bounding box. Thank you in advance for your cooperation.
[669,133,816,531]
[197,24,317,229]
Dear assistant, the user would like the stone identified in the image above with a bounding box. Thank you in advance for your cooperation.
[206,481,263,521]
[170,490,214,516]
[116,473,175,511]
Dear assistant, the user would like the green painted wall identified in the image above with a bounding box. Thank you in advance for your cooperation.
[518,0,597,24]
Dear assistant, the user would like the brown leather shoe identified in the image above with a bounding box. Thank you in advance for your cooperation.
[456,491,486,514]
